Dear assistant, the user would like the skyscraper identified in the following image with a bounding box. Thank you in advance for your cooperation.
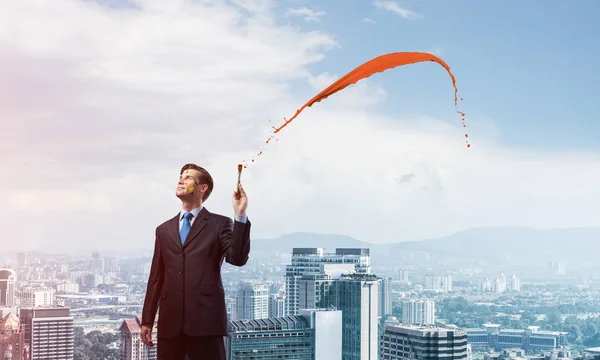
[401,299,435,325]
[268,293,285,318]
[379,277,393,317]
[236,282,269,320]
[398,269,409,283]
[285,248,370,316]
[336,274,379,360]
[0,269,16,307]
[424,274,441,291]
[509,274,521,291]
[296,272,380,360]
[19,307,74,359]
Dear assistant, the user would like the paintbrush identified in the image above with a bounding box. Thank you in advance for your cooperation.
[236,164,243,197]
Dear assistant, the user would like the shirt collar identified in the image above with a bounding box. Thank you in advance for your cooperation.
[180,206,203,221]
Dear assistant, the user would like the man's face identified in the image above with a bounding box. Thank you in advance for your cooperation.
[176,169,202,199]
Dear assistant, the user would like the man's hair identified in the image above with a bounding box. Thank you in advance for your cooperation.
[180,163,214,202]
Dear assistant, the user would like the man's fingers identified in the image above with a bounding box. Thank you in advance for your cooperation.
[142,329,154,347]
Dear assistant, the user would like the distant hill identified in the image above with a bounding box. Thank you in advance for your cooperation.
[252,232,373,254]
[251,226,600,270]
[389,226,600,268]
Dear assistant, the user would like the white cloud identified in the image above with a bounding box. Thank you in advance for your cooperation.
[2,0,600,254]
[373,1,421,19]
[285,7,326,22]
[362,18,376,24]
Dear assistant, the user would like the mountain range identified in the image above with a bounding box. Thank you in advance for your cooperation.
[251,226,600,271]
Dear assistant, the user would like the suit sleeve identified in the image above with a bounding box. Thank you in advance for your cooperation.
[141,228,164,326]
[220,217,251,266]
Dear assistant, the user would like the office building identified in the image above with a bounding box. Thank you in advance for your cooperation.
[296,271,379,360]
[380,324,469,360]
[336,274,379,360]
[20,307,74,359]
[226,308,342,360]
[467,324,566,351]
[285,248,370,316]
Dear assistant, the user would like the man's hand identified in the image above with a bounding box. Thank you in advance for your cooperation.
[141,324,154,347]
[232,183,248,217]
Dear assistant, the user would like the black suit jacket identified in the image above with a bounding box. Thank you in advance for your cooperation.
[141,207,251,338]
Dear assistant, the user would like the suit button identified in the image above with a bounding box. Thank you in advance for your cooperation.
[180,290,183,294]
[180,254,183,257]
[179,271,182,275]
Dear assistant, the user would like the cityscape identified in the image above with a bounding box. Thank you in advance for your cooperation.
[1,232,600,360]
[2,0,599,359]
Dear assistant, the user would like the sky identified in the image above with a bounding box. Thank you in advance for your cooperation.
[1,0,599,253]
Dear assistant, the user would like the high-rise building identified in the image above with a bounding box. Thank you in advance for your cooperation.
[480,278,492,292]
[548,262,566,277]
[380,324,469,360]
[401,299,435,325]
[336,274,379,360]
[443,274,453,292]
[19,288,55,308]
[236,283,269,320]
[119,316,157,360]
[398,269,408,283]
[268,293,285,318]
[16,253,27,269]
[226,297,237,321]
[296,272,379,360]
[425,274,452,292]
[19,307,74,359]
[509,275,521,291]
[56,281,79,294]
[226,308,342,360]
[0,269,16,307]
[379,277,393,317]
[285,248,370,316]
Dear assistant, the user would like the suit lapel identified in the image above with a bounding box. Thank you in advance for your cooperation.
[182,207,210,249]
[168,214,182,248]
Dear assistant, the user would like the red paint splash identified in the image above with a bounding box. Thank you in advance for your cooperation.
[241,51,470,167]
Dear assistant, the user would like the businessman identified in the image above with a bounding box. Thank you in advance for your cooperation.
[140,163,251,359]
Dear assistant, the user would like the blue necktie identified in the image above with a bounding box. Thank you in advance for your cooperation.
[180,212,193,245]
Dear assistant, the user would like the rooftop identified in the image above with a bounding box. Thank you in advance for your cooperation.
[229,316,309,333]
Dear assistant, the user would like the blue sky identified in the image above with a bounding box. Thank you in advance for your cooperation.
[279,0,600,151]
